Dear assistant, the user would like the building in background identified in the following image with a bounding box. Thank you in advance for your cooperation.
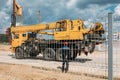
[105,32,120,41]
[113,32,120,41]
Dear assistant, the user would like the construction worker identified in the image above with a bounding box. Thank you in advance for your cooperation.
[61,42,71,73]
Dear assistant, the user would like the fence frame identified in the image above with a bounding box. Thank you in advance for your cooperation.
[108,13,113,80]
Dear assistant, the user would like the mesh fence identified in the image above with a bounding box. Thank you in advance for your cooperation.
[8,14,120,80]
[37,15,119,80]
[112,15,120,80]
[32,19,108,79]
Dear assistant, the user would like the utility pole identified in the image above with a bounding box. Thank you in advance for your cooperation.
[12,0,16,27]
[38,10,41,23]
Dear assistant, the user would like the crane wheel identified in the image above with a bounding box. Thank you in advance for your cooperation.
[83,46,89,56]
[29,42,39,58]
[56,48,63,61]
[21,44,29,58]
[70,46,77,60]
[70,51,77,60]
[88,42,95,54]
[15,47,24,59]
[72,52,77,60]
[43,48,55,60]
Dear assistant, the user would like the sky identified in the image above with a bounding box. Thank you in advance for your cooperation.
[0,0,120,34]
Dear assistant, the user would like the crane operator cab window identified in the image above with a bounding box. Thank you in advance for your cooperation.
[28,32,37,39]
[12,33,27,40]
[22,34,26,37]
[13,34,19,39]
[61,22,67,31]
[56,21,67,32]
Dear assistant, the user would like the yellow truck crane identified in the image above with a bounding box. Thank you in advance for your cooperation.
[7,0,105,60]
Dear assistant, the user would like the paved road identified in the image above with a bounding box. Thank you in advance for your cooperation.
[0,50,120,79]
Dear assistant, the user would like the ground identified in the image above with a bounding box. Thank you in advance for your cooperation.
[0,44,120,80]
[0,63,106,80]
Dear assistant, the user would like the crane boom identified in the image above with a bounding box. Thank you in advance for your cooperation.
[16,3,22,16]
[11,22,58,33]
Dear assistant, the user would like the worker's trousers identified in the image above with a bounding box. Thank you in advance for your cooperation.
[62,49,70,73]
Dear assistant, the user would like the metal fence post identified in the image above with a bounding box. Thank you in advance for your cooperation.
[108,13,113,80]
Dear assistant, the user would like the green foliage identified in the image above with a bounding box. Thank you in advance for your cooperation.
[0,34,9,43]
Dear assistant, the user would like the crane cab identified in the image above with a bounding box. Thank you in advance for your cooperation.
[54,19,85,40]
[11,32,28,52]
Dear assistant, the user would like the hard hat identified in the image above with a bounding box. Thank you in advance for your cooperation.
[64,42,68,45]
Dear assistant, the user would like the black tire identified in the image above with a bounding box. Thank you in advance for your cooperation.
[29,42,39,58]
[88,42,95,53]
[83,47,89,56]
[70,46,77,60]
[84,51,88,56]
[43,48,55,60]
[15,47,24,59]
[21,44,29,58]
[72,52,77,60]
[33,42,40,53]
[56,48,63,61]
[70,51,77,60]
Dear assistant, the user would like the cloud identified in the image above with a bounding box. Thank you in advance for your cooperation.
[67,0,77,8]
[0,11,10,33]
[115,4,120,16]
[0,0,120,34]
[0,0,8,10]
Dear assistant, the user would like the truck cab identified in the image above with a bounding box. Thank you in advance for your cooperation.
[11,33,28,53]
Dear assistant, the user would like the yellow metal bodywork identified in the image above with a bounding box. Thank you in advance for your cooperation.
[11,19,88,40]
[11,23,56,33]
[13,0,22,16]
[10,19,104,53]
[11,33,28,47]
[54,19,89,40]
[16,3,22,16]
[11,32,28,53]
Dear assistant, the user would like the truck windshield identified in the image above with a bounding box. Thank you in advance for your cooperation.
[14,34,19,39]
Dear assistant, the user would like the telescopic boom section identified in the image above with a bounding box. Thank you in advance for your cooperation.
[11,22,59,33]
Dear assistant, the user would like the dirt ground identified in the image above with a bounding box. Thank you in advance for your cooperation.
[0,45,108,80]
[0,63,107,80]
[0,44,10,51]
[1,44,120,80]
